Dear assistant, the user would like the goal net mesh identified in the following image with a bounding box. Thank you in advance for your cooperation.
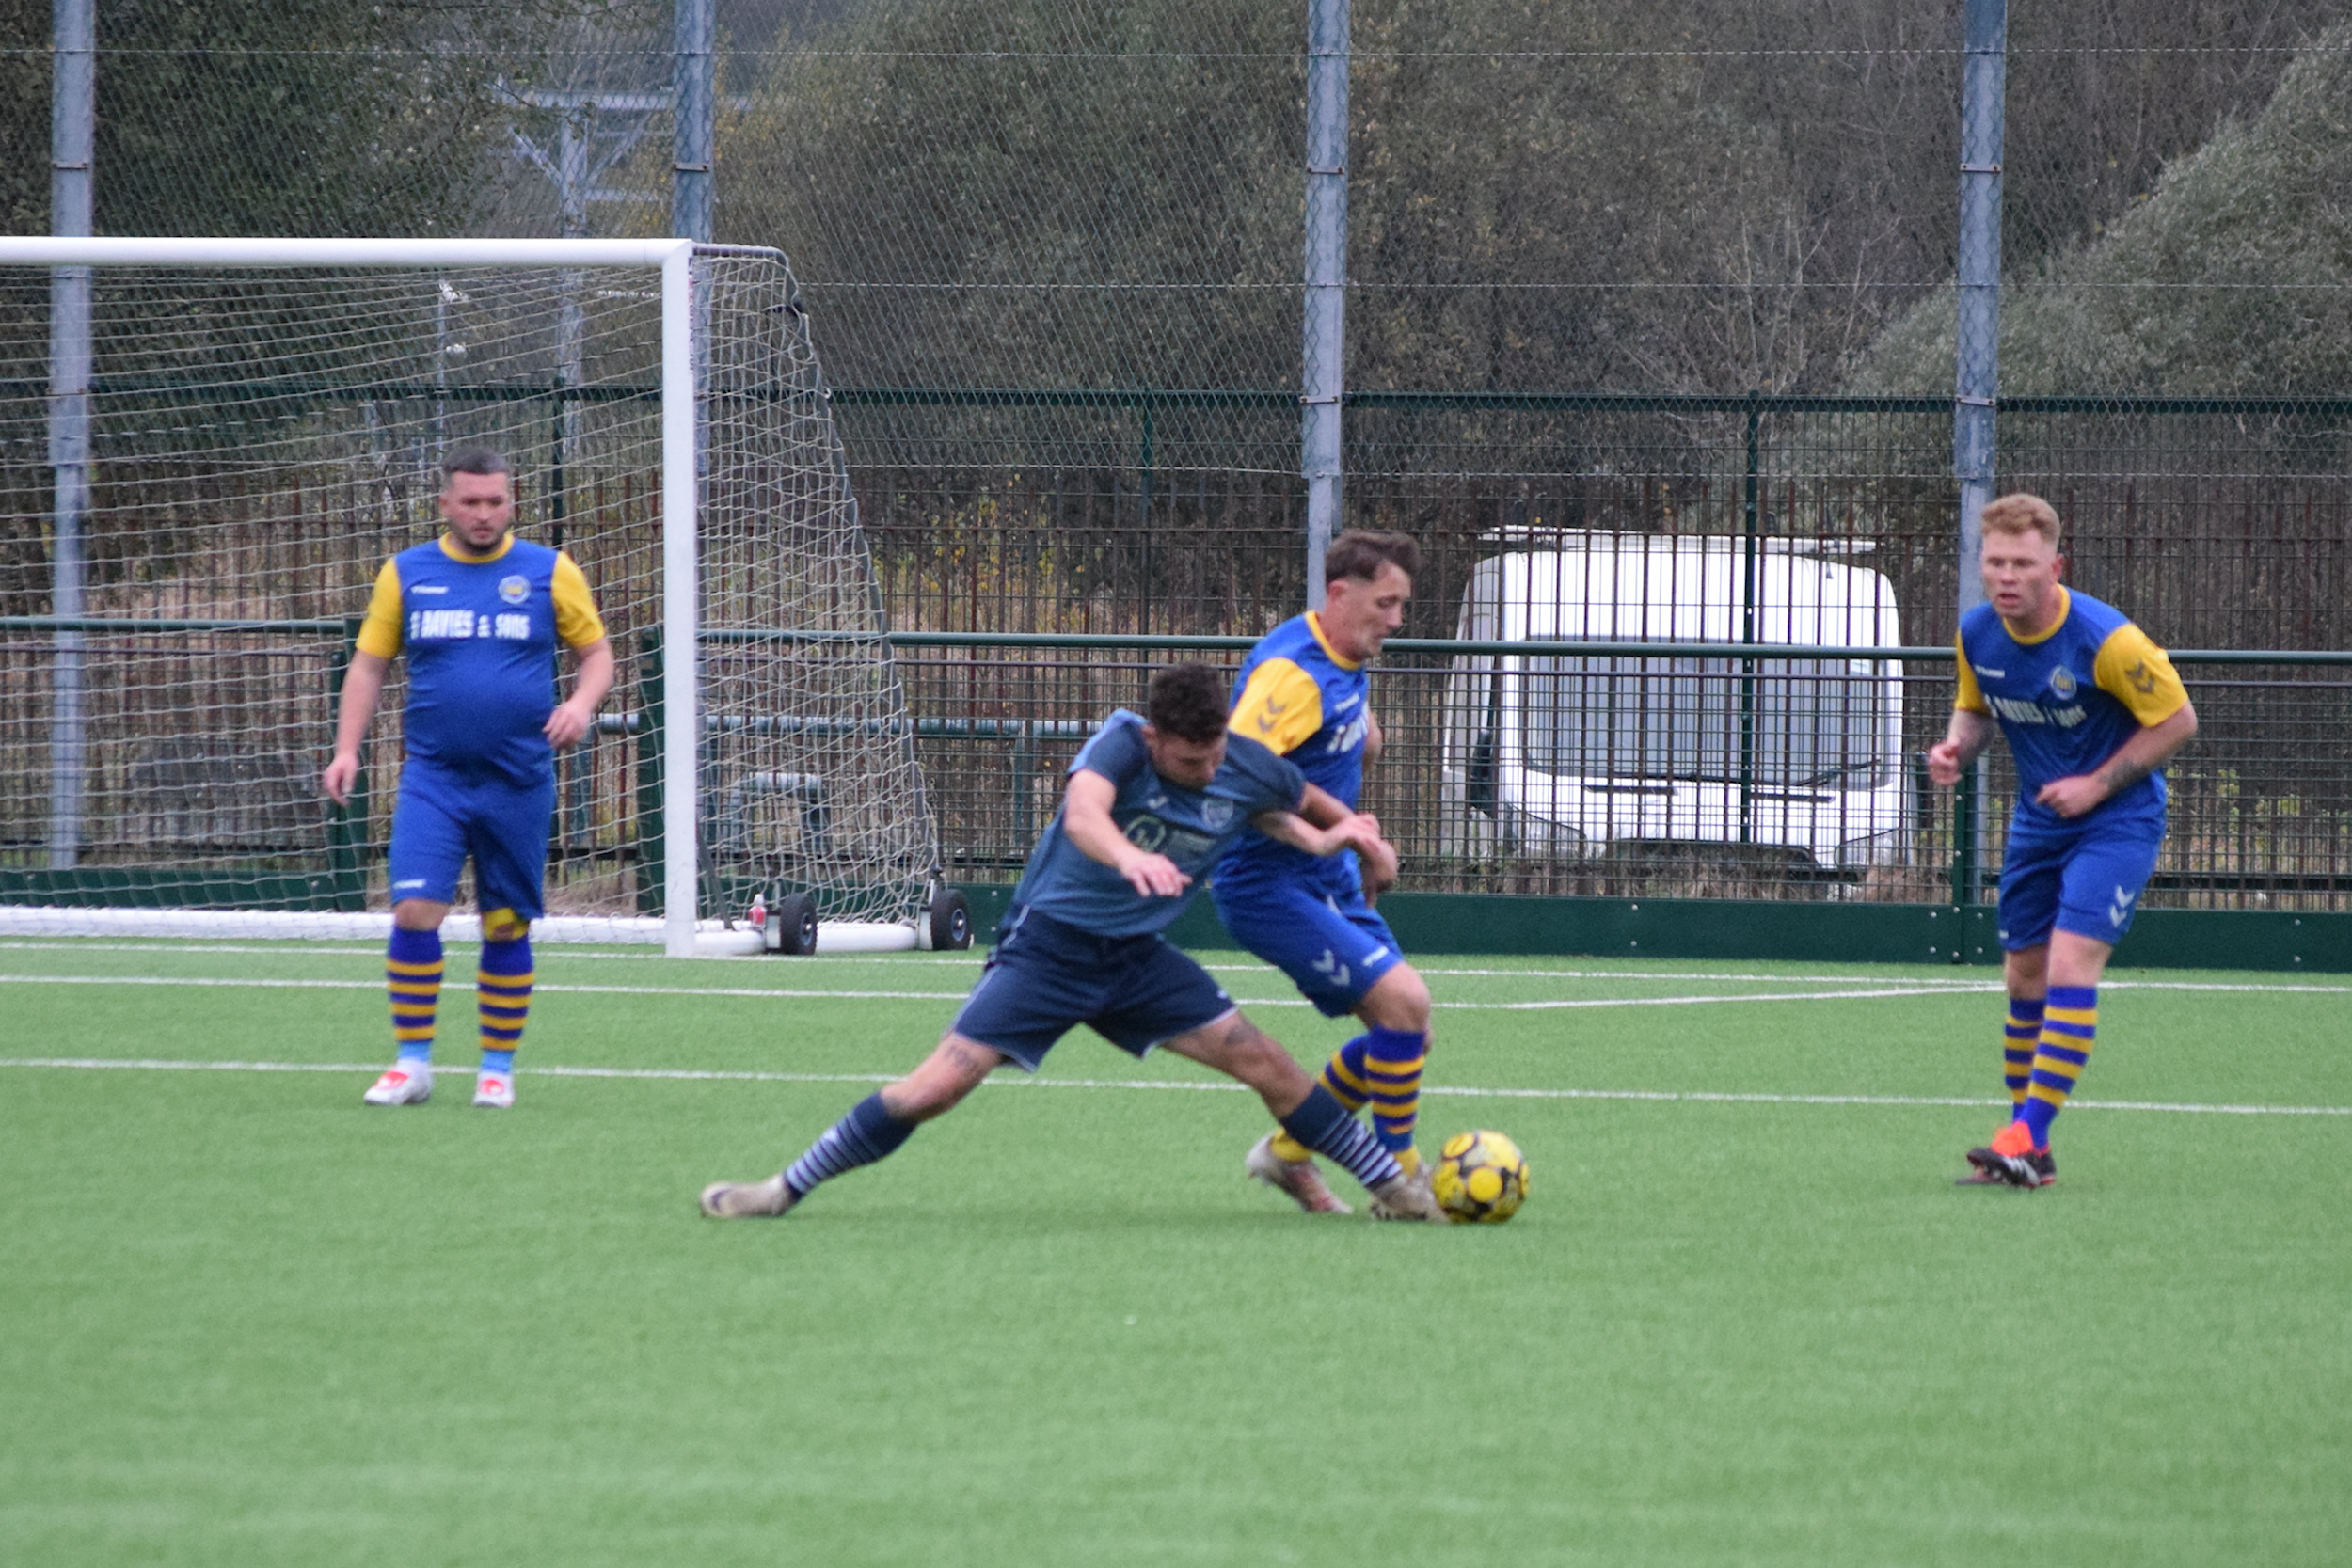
[0,247,941,935]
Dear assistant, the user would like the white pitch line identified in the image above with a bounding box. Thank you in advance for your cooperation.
[2,1054,2345,1117]
[4,942,2347,997]
[0,972,1996,1011]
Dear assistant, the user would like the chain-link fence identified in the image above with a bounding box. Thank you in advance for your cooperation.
[3,2,2350,916]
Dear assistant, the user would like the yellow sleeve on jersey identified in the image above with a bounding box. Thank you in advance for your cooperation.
[354,559,405,659]
[1232,657,1324,755]
[552,552,608,649]
[2092,623,2189,726]
[1951,636,1989,714]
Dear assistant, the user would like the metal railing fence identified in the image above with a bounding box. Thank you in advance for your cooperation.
[4,623,2344,916]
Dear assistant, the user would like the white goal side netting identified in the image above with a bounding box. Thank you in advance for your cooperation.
[0,243,943,947]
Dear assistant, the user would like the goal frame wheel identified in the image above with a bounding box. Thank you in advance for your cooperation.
[766,891,818,956]
[926,886,973,951]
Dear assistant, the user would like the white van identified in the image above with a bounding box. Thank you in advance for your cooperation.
[1438,532,1910,873]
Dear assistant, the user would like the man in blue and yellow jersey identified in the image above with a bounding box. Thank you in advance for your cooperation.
[1216,531,1438,1216]
[698,663,1445,1224]
[322,449,613,1111]
[1928,492,2198,1187]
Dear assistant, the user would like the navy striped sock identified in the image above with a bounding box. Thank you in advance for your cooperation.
[782,1093,916,1198]
[1279,1085,1404,1192]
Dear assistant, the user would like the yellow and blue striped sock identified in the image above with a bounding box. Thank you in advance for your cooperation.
[1363,1026,1428,1165]
[2003,997,2045,1110]
[2020,984,2095,1148]
[1270,1035,1372,1164]
[386,927,441,1063]
[476,914,532,1074]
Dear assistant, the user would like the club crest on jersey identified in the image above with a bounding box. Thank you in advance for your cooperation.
[2049,665,2078,700]
[1201,797,1234,829]
[498,574,530,605]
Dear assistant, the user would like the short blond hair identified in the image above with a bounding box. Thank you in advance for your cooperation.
[1979,492,2061,548]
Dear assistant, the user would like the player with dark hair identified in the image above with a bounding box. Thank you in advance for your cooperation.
[698,662,1450,1223]
[1929,492,2198,1186]
[324,447,614,1110]
[1214,529,1441,1215]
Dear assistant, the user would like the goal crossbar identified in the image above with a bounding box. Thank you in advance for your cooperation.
[0,237,706,955]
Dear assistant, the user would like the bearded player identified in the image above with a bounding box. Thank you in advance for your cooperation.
[323,448,613,1110]
[1216,531,1438,1215]
[698,663,1447,1224]
[1928,492,2197,1187]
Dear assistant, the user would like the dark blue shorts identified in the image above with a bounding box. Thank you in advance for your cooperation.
[1997,807,2166,951]
[1213,871,1404,1018]
[948,907,1238,1070]
[387,759,554,919]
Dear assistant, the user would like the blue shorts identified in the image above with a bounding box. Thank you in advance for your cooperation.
[387,759,555,919]
[1997,807,2165,952]
[1212,870,1404,1018]
[949,907,1237,1071]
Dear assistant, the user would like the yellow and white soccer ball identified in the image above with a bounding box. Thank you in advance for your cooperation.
[1431,1129,1530,1224]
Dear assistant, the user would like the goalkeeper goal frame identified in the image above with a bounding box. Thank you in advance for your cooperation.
[0,236,935,958]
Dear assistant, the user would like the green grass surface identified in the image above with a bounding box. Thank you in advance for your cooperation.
[2,940,2347,1565]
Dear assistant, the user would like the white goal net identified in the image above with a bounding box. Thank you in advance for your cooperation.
[0,239,946,955]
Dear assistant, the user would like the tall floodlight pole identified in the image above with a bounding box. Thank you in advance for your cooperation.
[1301,0,1349,604]
[48,0,93,871]
[1952,0,2006,908]
[673,0,713,244]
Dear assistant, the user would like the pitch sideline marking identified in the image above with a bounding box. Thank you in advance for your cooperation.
[0,972,1998,1011]
[5,942,2349,998]
[2,1054,2344,1117]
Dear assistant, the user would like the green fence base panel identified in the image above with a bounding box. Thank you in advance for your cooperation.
[2,866,359,911]
[950,886,2352,974]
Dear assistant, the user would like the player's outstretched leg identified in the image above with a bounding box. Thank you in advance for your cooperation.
[471,909,532,1109]
[1169,1012,1446,1224]
[700,1035,1004,1218]
[365,917,443,1106]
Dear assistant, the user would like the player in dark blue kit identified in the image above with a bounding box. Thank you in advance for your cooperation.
[1928,493,2198,1187]
[1215,531,1438,1216]
[698,663,1450,1223]
[324,449,613,1110]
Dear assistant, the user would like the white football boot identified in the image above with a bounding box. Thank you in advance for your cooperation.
[1245,1133,1351,1214]
[471,1070,516,1109]
[699,1174,798,1218]
[1367,1165,1450,1224]
[362,1058,433,1106]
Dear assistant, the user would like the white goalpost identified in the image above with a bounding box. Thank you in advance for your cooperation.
[0,237,957,958]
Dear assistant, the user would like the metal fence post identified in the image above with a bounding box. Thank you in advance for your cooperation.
[1953,0,2006,907]
[1301,0,1348,605]
[673,0,713,243]
[47,0,92,871]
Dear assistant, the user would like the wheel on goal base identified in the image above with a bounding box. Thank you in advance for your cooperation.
[766,891,818,956]
[927,887,973,951]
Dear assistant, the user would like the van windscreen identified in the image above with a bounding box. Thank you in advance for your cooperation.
[1521,651,1891,789]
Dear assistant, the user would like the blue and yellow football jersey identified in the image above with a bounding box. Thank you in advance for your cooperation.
[356,533,606,786]
[1217,611,1373,883]
[1954,585,2188,829]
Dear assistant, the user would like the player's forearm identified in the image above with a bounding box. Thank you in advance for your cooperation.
[566,637,615,715]
[1059,774,1139,871]
[2096,703,2199,797]
[332,653,389,760]
[1295,783,1350,830]
[1941,709,1996,767]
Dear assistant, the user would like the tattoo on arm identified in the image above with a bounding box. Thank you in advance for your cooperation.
[2099,756,2152,795]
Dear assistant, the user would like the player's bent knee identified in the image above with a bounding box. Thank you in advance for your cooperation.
[480,907,530,942]
[1360,963,1431,1031]
[391,898,453,933]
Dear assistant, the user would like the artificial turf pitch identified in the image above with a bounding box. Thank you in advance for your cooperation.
[2,941,2346,1566]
